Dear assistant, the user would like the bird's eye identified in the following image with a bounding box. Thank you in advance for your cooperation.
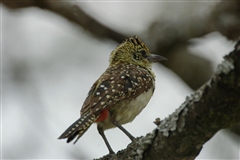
[140,50,147,58]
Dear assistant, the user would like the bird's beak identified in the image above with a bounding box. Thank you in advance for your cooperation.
[147,54,168,63]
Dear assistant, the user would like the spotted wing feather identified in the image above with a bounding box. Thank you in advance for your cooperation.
[81,64,155,116]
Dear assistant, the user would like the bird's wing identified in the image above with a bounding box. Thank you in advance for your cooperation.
[80,65,155,116]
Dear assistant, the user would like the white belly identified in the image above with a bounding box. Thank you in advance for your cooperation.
[116,88,154,123]
[97,87,154,130]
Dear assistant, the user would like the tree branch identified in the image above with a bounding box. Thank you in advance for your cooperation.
[96,40,240,159]
[2,0,240,90]
[1,0,127,42]
[145,1,240,90]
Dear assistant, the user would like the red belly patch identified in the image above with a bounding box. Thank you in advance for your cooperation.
[96,108,109,122]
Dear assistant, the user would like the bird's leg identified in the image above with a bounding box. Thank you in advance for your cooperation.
[97,125,115,154]
[112,120,136,142]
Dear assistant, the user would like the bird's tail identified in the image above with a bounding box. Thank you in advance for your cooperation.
[58,113,97,144]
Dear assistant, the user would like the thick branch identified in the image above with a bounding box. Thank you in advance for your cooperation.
[96,40,240,159]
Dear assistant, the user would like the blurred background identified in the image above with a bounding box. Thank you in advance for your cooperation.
[1,1,240,159]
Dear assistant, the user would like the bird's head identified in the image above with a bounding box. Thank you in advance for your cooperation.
[109,36,167,69]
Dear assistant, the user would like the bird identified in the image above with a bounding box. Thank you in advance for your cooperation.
[58,36,167,154]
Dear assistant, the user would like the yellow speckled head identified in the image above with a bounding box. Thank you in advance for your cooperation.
[109,36,167,69]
